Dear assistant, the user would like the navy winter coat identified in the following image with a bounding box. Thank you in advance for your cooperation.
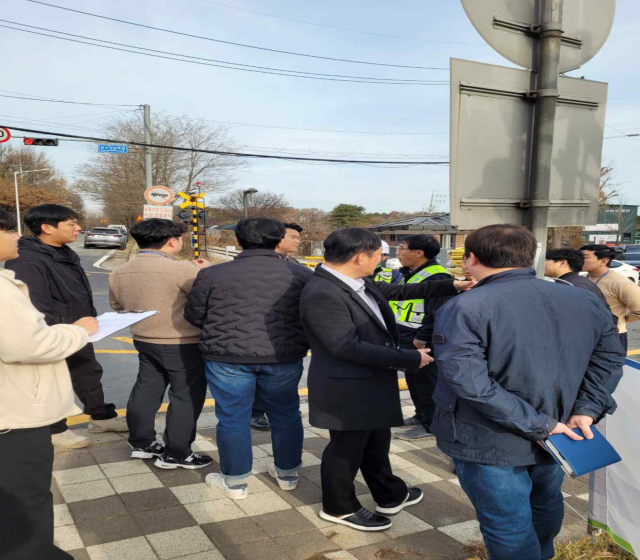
[431,269,625,467]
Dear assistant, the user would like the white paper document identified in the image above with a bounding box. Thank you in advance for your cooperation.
[88,311,159,343]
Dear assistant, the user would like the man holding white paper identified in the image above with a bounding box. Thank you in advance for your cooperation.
[109,219,213,470]
[5,204,126,449]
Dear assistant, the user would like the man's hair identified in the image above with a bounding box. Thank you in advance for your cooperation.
[283,222,303,233]
[401,234,441,260]
[24,204,79,236]
[235,218,285,250]
[545,248,584,273]
[464,224,537,269]
[323,228,381,264]
[580,244,615,266]
[130,219,188,249]
[0,210,17,231]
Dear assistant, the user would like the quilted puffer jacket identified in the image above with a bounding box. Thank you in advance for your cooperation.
[184,249,313,363]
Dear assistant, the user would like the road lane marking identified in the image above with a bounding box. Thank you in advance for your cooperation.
[66,382,405,426]
[628,349,640,356]
[94,349,138,354]
[93,249,116,270]
[114,336,134,344]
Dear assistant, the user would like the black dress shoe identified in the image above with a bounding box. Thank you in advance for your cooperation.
[376,487,424,515]
[154,453,213,470]
[319,507,392,532]
[250,414,271,431]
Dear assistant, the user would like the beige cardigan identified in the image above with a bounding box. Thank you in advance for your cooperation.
[0,269,87,429]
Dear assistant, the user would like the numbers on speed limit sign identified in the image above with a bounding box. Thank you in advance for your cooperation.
[0,127,11,143]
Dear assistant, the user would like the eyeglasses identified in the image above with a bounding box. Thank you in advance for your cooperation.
[396,246,409,252]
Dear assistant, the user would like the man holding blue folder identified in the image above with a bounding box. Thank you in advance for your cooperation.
[430,224,625,560]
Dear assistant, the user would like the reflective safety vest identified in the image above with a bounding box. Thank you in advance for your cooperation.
[374,267,394,283]
[389,264,453,329]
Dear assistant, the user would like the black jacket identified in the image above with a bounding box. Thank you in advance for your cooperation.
[300,266,458,431]
[184,249,313,363]
[555,272,617,326]
[5,237,96,325]
[431,269,625,467]
[397,258,454,344]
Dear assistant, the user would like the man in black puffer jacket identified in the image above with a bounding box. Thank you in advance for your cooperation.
[185,218,313,499]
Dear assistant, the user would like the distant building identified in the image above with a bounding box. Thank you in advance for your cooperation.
[368,214,470,257]
[582,205,638,245]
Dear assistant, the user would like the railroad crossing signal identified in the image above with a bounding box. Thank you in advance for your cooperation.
[177,192,206,257]
[177,191,205,209]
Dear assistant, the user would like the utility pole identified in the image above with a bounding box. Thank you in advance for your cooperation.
[243,188,258,218]
[13,168,50,236]
[528,0,563,277]
[143,104,152,190]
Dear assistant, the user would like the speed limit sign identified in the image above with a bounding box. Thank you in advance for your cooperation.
[0,127,11,143]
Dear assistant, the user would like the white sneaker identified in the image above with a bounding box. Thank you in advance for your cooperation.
[205,473,248,500]
[88,416,128,433]
[269,464,299,491]
[52,430,92,449]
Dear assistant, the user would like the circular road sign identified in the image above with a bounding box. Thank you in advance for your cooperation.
[0,127,11,143]
[461,0,615,73]
[144,186,175,206]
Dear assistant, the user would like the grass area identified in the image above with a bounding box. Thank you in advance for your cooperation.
[463,532,635,560]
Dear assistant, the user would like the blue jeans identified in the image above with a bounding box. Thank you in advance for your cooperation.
[453,458,565,560]
[205,360,304,484]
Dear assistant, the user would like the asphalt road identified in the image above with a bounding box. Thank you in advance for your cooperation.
[62,239,640,408]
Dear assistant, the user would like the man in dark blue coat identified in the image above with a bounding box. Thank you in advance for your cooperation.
[431,224,625,560]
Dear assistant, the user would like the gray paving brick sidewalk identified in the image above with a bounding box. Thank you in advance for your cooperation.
[52,398,591,560]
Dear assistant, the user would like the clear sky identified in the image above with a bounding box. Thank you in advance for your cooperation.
[1,0,639,213]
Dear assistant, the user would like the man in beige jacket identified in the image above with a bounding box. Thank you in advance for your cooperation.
[109,219,213,470]
[582,244,640,354]
[0,210,98,560]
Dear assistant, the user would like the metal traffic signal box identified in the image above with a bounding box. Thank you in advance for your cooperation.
[449,58,607,230]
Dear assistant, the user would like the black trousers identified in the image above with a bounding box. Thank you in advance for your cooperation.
[127,342,207,459]
[50,343,117,434]
[0,427,72,560]
[321,429,407,516]
[252,390,265,416]
[619,332,628,355]
[400,336,438,430]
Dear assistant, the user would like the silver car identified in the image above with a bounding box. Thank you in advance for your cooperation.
[84,228,127,250]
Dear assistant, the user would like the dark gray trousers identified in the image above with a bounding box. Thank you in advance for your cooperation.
[127,342,206,459]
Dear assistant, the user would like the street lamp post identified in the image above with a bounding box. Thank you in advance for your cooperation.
[242,188,258,219]
[14,168,50,236]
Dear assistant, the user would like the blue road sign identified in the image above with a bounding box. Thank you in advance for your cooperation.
[98,144,128,154]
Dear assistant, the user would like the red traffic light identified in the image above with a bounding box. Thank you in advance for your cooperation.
[23,138,59,147]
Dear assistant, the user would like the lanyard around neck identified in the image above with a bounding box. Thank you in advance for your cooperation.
[594,270,610,285]
[139,250,171,259]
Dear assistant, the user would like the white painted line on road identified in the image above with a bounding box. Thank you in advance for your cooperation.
[93,249,116,270]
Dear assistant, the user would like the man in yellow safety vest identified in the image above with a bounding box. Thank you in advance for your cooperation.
[390,235,455,441]
[372,240,403,284]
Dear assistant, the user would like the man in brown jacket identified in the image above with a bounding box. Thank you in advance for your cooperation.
[109,219,213,470]
[581,244,640,354]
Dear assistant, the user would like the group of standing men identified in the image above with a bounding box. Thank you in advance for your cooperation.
[0,203,630,560]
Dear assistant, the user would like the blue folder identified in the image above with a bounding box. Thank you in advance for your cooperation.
[542,427,621,478]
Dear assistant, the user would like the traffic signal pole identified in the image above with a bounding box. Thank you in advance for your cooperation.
[143,104,152,190]
[528,0,563,277]
[192,195,199,258]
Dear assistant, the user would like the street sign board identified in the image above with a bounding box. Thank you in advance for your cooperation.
[449,58,607,230]
[144,186,175,206]
[98,144,128,154]
[143,204,174,220]
[461,0,615,73]
[0,127,11,143]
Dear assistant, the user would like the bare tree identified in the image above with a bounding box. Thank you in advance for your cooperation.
[211,190,290,222]
[74,112,246,229]
[0,145,85,224]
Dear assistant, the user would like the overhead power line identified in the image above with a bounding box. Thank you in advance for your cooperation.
[26,0,449,71]
[0,92,137,108]
[201,0,487,46]
[0,22,449,85]
[2,125,450,165]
